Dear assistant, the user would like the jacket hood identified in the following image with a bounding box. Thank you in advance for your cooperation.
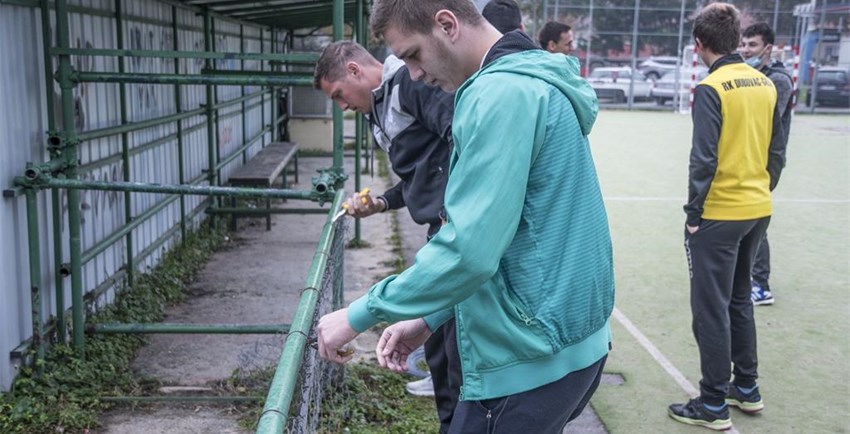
[380,54,406,85]
[460,50,598,136]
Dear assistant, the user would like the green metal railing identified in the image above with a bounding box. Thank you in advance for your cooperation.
[8,0,367,431]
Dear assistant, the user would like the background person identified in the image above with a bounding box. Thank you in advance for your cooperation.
[740,22,794,306]
[669,3,782,430]
[538,21,574,55]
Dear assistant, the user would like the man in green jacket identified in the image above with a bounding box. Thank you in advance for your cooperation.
[316,0,614,431]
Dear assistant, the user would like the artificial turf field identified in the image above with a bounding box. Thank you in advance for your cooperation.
[587,111,849,433]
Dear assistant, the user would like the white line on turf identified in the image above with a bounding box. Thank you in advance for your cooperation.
[612,307,741,434]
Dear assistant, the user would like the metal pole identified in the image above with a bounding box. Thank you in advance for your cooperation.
[173,6,187,240]
[673,0,687,110]
[255,190,345,434]
[271,28,279,144]
[56,0,86,357]
[89,323,290,334]
[115,0,135,289]
[39,0,66,342]
[332,0,344,175]
[773,0,780,33]
[628,0,640,109]
[203,8,218,220]
[241,24,247,164]
[354,0,364,242]
[810,0,827,113]
[26,189,45,375]
[28,177,318,200]
[586,0,594,77]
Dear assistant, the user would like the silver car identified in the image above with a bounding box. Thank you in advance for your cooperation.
[650,68,709,106]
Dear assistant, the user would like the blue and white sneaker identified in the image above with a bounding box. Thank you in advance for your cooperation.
[751,283,774,306]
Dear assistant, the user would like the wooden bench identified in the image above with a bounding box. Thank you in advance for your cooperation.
[227,141,299,230]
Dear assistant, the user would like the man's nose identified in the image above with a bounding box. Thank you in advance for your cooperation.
[407,64,425,81]
[337,100,349,111]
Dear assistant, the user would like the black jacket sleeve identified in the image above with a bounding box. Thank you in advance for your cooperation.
[684,84,722,227]
[379,181,405,210]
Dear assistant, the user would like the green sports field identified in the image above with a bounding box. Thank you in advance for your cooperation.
[587,111,850,433]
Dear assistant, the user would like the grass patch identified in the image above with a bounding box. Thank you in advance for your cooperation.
[0,222,226,434]
[232,362,438,434]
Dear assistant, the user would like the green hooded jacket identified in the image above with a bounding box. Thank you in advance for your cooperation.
[348,48,614,400]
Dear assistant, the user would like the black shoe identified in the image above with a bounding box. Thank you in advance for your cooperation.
[726,385,764,413]
[668,397,732,431]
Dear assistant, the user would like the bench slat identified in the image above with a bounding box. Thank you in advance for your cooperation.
[228,142,298,186]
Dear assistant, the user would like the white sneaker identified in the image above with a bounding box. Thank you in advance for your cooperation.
[405,375,435,397]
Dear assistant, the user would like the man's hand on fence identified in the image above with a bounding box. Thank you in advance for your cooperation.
[316,308,358,363]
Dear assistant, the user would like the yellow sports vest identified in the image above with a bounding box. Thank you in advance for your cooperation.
[699,63,777,221]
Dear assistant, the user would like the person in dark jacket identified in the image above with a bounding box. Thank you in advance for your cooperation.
[740,22,794,306]
[314,40,460,433]
[481,0,524,34]
[669,3,782,430]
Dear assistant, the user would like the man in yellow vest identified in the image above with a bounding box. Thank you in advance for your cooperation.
[668,3,782,431]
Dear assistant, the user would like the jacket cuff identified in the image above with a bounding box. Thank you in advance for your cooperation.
[686,213,702,227]
[381,189,404,210]
[424,308,454,332]
[347,296,380,333]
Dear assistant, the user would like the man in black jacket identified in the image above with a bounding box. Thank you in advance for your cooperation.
[740,22,794,306]
[314,40,459,434]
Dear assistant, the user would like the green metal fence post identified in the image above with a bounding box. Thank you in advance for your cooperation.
[56,0,86,357]
[39,0,66,343]
[354,0,365,243]
[270,28,278,144]
[332,0,344,177]
[25,188,45,375]
[115,0,135,289]
[260,29,266,148]
[240,24,247,164]
[203,8,218,225]
[173,5,187,240]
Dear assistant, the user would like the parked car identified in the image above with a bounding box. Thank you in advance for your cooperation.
[587,67,654,103]
[650,67,709,106]
[638,56,679,80]
[806,66,850,107]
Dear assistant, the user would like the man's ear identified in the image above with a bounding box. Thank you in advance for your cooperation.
[547,40,557,52]
[434,9,459,41]
[346,61,361,78]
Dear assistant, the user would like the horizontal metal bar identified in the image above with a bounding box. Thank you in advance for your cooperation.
[88,323,289,334]
[101,395,263,403]
[206,207,331,215]
[78,107,206,141]
[79,122,207,174]
[203,68,313,77]
[69,71,313,87]
[34,177,316,201]
[51,47,318,63]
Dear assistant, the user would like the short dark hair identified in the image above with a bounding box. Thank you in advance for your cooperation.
[538,21,571,49]
[742,22,775,45]
[482,0,522,34]
[692,3,741,55]
[370,0,483,40]
[313,40,378,89]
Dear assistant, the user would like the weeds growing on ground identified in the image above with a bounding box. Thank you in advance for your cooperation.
[0,223,225,434]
